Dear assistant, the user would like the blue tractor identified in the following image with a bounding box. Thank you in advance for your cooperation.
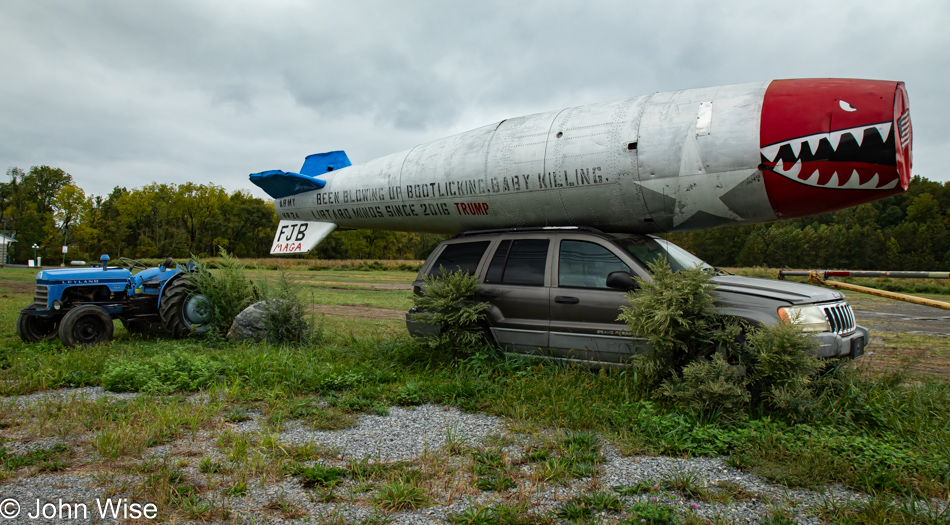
[16,255,212,347]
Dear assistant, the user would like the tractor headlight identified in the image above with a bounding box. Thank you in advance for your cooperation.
[777,305,831,333]
[52,300,62,311]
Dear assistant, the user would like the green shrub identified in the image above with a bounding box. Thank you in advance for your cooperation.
[256,271,316,345]
[619,258,843,420]
[187,249,257,337]
[658,353,750,420]
[618,259,742,387]
[102,351,223,394]
[411,268,491,356]
[741,320,822,418]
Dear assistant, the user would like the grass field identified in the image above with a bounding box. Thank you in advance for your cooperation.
[0,265,948,524]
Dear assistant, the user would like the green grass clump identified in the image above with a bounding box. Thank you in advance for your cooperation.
[294,463,348,488]
[0,443,69,471]
[554,491,622,520]
[102,351,223,394]
[448,504,552,525]
[373,479,429,511]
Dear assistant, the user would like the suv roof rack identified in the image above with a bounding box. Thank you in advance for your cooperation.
[453,226,607,238]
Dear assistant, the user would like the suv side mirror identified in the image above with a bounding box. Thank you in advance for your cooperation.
[606,271,639,291]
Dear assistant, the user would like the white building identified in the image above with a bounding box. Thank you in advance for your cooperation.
[0,233,16,266]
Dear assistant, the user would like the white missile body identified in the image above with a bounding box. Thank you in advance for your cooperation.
[252,79,911,254]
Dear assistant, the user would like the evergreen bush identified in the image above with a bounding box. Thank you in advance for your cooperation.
[619,258,843,419]
[411,268,491,356]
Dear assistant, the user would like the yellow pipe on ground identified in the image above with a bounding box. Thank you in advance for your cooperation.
[808,271,950,311]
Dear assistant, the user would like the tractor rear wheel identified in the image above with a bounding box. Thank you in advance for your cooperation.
[17,308,60,342]
[160,277,213,338]
[59,305,114,347]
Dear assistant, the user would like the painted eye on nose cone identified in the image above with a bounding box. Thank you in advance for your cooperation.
[839,100,858,112]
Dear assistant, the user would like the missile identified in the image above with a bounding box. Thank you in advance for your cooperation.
[251,78,912,254]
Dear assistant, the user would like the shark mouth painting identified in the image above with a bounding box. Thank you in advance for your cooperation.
[759,79,912,218]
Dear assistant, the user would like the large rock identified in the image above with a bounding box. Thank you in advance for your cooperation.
[227,299,304,342]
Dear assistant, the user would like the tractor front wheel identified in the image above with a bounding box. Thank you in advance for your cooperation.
[16,309,60,342]
[160,277,213,338]
[59,305,114,347]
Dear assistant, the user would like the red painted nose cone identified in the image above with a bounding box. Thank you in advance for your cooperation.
[760,79,911,218]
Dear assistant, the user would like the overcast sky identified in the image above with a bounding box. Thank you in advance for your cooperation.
[1,0,947,200]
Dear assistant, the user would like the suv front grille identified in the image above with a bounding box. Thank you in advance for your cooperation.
[822,301,856,334]
[33,285,49,309]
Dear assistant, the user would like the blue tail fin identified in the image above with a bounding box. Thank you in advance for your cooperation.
[249,151,351,199]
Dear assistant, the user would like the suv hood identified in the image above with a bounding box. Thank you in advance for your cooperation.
[711,275,844,305]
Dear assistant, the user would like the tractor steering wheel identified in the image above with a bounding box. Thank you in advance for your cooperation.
[119,257,148,270]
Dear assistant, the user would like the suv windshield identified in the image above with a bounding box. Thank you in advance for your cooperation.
[612,235,711,272]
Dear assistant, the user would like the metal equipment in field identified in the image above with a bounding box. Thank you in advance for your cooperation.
[17,255,212,347]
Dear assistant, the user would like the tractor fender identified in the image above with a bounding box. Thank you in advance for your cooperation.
[157,272,191,309]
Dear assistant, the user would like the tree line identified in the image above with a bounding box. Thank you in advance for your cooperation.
[3,165,948,270]
[0,166,443,264]
[667,175,950,271]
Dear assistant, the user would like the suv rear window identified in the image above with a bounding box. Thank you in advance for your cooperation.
[484,239,549,286]
[427,241,490,276]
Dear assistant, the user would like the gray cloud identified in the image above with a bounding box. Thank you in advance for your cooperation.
[0,0,947,200]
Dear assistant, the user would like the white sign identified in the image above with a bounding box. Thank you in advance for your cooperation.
[28,260,35,267]
[269,220,337,255]
[62,246,68,254]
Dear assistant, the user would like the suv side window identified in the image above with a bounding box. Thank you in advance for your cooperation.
[558,240,631,289]
[484,239,548,286]
[426,241,490,276]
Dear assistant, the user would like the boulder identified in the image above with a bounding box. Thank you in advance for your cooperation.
[227,299,304,342]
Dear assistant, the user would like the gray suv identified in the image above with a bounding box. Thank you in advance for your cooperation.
[406,227,867,364]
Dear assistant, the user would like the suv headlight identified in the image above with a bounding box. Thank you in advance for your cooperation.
[777,305,831,332]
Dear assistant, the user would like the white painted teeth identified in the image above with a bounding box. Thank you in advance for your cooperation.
[773,159,802,178]
[828,130,845,151]
[761,143,781,161]
[827,172,839,187]
[771,167,889,190]
[840,170,862,189]
[804,136,822,155]
[760,122,891,162]
[760,121,898,190]
[874,123,892,142]
[789,141,802,158]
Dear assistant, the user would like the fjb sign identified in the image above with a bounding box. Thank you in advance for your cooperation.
[269,220,337,255]
[271,223,309,253]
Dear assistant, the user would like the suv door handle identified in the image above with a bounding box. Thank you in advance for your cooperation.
[477,291,498,299]
[555,296,579,304]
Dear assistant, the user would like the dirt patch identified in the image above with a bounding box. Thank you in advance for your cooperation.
[847,292,950,377]
[857,334,950,378]
[309,304,404,321]
[0,281,34,296]
[331,281,412,290]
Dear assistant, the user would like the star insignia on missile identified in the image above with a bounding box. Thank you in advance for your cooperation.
[636,131,747,229]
